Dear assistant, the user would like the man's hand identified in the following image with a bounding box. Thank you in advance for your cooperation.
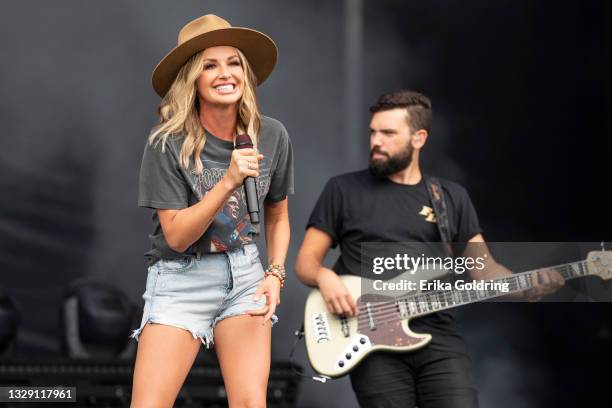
[316,268,358,316]
[523,268,565,302]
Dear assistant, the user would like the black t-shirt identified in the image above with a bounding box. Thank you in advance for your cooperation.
[306,169,482,353]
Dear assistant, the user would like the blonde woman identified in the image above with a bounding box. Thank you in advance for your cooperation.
[130,15,293,408]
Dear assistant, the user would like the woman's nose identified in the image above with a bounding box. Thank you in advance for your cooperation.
[218,68,231,80]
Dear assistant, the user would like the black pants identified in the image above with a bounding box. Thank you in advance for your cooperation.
[349,348,479,408]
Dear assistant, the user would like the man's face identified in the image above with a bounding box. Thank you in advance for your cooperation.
[225,196,240,219]
[368,108,414,177]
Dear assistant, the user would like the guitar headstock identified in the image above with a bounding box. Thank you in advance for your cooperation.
[586,251,612,280]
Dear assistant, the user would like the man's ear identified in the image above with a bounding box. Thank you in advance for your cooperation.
[412,129,428,148]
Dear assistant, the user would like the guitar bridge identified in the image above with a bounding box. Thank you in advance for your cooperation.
[312,312,331,343]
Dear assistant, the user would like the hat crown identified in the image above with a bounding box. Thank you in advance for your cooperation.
[178,14,232,45]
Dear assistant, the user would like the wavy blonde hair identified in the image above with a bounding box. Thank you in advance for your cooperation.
[149,47,261,175]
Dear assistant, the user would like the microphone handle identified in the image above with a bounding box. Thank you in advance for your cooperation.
[243,176,259,224]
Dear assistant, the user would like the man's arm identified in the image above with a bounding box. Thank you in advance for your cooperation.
[295,227,357,316]
[465,234,564,300]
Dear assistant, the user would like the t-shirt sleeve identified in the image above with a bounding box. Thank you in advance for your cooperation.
[265,124,294,202]
[138,140,189,209]
[454,186,482,242]
[306,178,343,248]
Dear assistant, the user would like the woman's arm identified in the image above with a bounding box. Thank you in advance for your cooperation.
[159,148,263,252]
[263,198,290,265]
[246,197,290,323]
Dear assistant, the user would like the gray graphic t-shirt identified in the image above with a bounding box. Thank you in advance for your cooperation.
[138,116,294,265]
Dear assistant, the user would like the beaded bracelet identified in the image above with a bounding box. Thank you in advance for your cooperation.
[264,264,286,288]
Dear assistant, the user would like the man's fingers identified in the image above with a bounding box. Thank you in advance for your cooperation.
[539,269,551,287]
[347,295,358,316]
[326,301,335,314]
[553,272,565,288]
[331,299,344,315]
[339,297,354,316]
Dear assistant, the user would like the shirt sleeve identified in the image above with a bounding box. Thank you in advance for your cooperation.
[454,186,482,242]
[306,178,343,248]
[138,140,189,209]
[265,124,294,202]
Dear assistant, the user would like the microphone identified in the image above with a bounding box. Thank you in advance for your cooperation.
[234,134,260,224]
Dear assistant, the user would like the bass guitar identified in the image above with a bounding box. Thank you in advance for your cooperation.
[303,250,611,378]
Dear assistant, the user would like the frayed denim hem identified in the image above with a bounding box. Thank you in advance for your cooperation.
[129,318,214,349]
[212,312,279,329]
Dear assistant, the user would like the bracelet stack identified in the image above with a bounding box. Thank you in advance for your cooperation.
[264,264,286,288]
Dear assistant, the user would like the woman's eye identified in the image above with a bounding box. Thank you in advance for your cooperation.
[204,63,215,70]
[230,60,241,66]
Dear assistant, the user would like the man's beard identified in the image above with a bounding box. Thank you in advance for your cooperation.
[368,146,413,178]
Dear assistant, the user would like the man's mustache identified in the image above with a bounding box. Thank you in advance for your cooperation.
[370,147,389,158]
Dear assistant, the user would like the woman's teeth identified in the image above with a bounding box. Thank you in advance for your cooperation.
[215,84,234,93]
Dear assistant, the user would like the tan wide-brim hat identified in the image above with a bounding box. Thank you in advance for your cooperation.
[152,14,278,97]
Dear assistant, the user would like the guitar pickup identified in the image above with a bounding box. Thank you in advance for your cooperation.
[366,302,376,331]
[312,312,331,343]
[340,316,350,337]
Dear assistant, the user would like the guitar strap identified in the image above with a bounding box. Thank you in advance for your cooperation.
[423,174,453,256]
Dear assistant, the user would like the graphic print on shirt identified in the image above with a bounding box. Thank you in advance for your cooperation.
[418,205,437,223]
[191,158,272,252]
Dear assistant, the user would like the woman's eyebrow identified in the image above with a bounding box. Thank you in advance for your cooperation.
[203,55,240,63]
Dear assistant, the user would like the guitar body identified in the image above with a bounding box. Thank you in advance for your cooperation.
[304,272,439,378]
[304,250,612,378]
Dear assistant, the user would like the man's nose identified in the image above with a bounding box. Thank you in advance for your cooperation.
[370,133,383,147]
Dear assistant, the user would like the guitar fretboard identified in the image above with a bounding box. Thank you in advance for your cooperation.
[393,260,589,318]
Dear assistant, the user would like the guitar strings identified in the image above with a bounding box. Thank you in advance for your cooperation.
[355,261,585,326]
[350,261,587,328]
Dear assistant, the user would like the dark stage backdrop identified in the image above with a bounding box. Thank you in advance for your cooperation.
[0,1,609,407]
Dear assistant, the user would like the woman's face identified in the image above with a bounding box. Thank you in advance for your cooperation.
[197,46,245,107]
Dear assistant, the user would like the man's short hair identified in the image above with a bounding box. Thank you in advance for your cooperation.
[369,90,432,133]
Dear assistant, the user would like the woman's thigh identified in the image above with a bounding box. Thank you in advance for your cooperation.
[214,315,272,408]
[130,323,201,408]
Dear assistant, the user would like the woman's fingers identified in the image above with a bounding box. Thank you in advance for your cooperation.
[264,296,277,323]
[246,304,269,316]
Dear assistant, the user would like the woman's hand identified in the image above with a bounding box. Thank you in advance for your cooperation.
[247,275,282,324]
[223,148,264,189]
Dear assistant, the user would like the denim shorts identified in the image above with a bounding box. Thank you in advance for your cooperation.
[130,244,276,348]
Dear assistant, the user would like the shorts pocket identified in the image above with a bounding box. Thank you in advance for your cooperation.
[158,256,195,274]
[245,245,260,265]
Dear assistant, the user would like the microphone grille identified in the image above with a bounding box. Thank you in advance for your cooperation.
[235,134,253,149]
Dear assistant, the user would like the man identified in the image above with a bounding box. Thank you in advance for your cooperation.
[295,90,563,407]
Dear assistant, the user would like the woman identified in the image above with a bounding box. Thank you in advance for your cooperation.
[130,15,293,408]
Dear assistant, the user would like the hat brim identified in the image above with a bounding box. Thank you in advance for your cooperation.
[151,27,278,98]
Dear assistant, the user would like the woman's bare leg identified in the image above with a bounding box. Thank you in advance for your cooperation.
[214,315,272,408]
[130,323,202,408]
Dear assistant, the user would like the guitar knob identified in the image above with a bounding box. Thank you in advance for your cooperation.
[338,361,345,367]
[360,338,366,344]
[353,346,359,352]
[345,353,352,359]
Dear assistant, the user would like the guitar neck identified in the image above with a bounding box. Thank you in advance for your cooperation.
[396,260,590,318]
